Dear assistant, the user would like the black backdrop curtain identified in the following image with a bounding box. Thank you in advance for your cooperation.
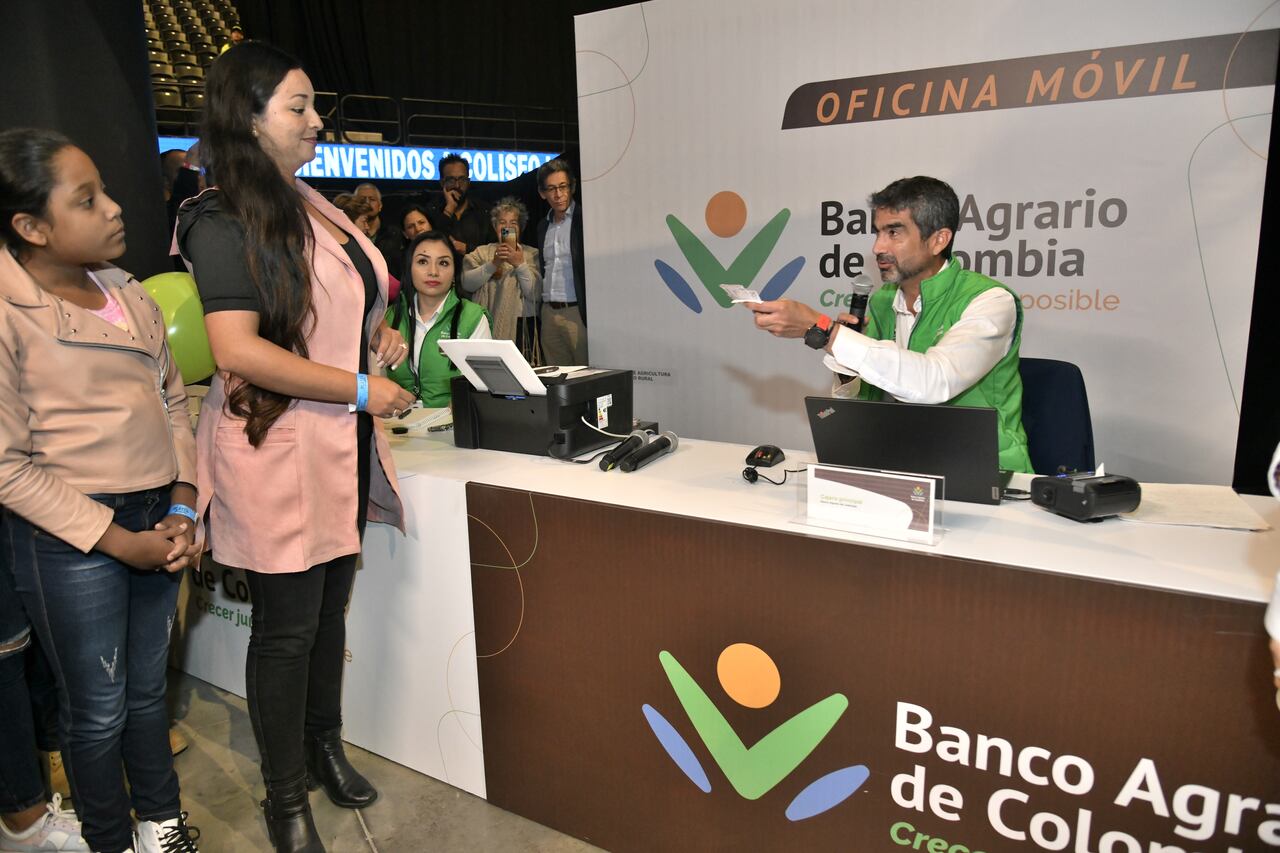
[0,0,171,278]
[233,0,611,111]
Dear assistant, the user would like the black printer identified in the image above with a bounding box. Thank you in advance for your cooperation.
[450,370,634,459]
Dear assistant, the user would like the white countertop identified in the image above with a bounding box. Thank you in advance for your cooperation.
[385,430,1280,605]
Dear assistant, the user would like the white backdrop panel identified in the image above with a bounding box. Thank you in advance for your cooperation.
[576,0,1275,484]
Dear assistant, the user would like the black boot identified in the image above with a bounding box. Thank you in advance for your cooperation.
[262,774,325,853]
[305,728,378,808]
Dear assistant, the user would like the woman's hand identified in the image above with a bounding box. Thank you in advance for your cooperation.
[371,323,408,370]
[365,375,417,418]
[494,243,522,269]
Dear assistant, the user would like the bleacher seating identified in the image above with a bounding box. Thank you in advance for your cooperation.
[147,0,239,135]
[145,0,576,153]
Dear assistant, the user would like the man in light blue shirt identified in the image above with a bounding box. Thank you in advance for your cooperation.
[535,159,587,365]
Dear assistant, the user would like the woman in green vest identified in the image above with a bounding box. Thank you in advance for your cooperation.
[385,231,490,407]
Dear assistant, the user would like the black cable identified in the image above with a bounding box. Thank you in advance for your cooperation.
[742,466,807,485]
[548,441,618,465]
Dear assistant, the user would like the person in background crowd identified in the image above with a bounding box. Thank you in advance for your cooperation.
[383,204,433,283]
[386,231,491,408]
[0,128,201,853]
[462,196,540,364]
[400,204,433,243]
[167,146,205,268]
[352,183,402,277]
[748,175,1033,473]
[428,154,489,255]
[335,195,402,301]
[535,158,586,365]
[0,558,85,852]
[160,150,185,204]
[332,194,376,240]
[176,43,411,853]
[218,25,244,55]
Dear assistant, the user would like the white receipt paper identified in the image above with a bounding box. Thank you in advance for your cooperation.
[720,284,762,303]
[394,407,452,434]
[1118,483,1272,531]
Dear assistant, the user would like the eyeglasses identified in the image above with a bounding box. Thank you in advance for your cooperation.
[441,175,469,187]
[543,183,572,196]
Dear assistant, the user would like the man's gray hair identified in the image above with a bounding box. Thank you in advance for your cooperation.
[537,158,575,191]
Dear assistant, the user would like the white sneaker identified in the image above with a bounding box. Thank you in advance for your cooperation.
[0,794,89,851]
[132,814,198,853]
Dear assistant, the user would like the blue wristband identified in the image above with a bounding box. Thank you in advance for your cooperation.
[355,373,369,412]
[167,504,198,523]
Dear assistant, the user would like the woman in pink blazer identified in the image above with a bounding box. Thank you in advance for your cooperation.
[176,43,414,853]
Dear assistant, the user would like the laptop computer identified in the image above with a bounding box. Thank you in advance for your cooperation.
[804,397,1007,505]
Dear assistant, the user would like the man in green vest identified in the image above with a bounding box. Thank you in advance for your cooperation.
[749,176,1032,473]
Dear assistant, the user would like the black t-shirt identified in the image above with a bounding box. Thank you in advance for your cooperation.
[178,190,378,531]
[180,197,379,373]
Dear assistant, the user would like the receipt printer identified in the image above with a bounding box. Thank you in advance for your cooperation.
[1031,472,1141,522]
[450,370,633,459]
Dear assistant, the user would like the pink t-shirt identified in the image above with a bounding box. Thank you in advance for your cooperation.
[86,270,130,332]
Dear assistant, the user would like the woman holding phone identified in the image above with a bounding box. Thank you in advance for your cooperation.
[461,197,541,364]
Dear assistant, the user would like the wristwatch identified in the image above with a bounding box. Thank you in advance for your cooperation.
[803,314,835,349]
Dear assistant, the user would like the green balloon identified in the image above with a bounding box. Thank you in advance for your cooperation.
[141,272,216,383]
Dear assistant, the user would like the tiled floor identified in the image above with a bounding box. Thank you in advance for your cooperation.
[166,670,601,852]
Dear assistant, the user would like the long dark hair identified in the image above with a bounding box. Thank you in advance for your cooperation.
[201,42,313,446]
[0,128,73,262]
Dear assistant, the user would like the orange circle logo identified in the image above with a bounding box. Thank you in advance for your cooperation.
[705,191,748,238]
[717,642,781,708]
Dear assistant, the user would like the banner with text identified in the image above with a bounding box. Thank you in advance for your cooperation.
[576,0,1277,484]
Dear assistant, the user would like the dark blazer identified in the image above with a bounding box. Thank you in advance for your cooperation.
[535,200,586,325]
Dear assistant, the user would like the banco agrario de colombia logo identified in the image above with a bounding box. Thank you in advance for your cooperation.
[642,643,870,820]
[655,191,805,313]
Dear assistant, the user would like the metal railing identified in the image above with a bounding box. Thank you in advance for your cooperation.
[155,86,578,154]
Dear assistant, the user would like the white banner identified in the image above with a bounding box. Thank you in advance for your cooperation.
[171,472,486,798]
[576,0,1277,484]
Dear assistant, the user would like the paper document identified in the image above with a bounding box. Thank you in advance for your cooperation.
[1118,483,1272,531]
[720,284,763,303]
[533,365,591,377]
[391,407,453,434]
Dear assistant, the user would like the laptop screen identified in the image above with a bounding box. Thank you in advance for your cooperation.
[804,397,1004,505]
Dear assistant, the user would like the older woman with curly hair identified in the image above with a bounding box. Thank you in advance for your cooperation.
[461,196,541,364]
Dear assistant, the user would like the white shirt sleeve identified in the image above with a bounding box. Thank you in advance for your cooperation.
[823,288,1017,404]
[469,315,492,340]
[515,251,540,302]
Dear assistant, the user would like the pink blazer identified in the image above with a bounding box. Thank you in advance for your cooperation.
[192,181,404,573]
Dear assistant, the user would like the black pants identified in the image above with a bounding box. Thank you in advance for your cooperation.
[244,414,371,787]
[245,553,358,786]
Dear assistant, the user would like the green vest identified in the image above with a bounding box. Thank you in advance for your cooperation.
[385,290,489,407]
[857,262,1033,473]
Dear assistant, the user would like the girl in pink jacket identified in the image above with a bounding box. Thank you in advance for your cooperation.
[0,128,201,853]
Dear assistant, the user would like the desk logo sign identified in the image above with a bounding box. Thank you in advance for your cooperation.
[642,643,870,820]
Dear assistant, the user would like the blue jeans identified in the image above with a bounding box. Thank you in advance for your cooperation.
[2,489,183,853]
[0,554,59,814]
